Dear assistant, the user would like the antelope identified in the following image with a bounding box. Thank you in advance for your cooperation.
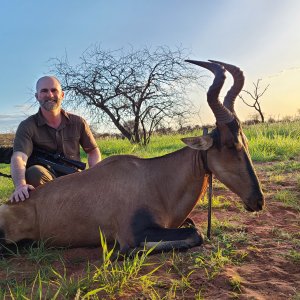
[0,60,264,255]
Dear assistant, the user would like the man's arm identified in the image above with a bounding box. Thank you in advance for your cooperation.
[87,148,101,168]
[9,151,35,202]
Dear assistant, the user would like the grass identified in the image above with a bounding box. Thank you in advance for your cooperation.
[196,194,232,210]
[274,190,299,211]
[84,232,162,298]
[265,161,300,174]
[0,219,253,298]
[188,217,250,281]
[296,174,300,189]
[25,240,63,264]
[286,250,300,264]
[244,121,300,161]
[0,120,300,298]
[0,165,14,204]
[292,293,300,300]
[192,243,232,279]
[51,265,93,299]
[81,120,300,162]
[2,232,163,299]
[228,274,243,293]
[270,227,294,241]
[269,174,287,185]
[98,133,187,159]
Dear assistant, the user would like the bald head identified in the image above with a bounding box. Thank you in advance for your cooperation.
[36,76,62,92]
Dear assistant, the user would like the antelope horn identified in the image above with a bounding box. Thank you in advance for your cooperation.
[209,60,245,113]
[185,60,234,124]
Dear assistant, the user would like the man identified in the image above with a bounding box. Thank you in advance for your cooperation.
[9,76,101,203]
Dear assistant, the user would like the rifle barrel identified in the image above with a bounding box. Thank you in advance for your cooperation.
[33,148,86,170]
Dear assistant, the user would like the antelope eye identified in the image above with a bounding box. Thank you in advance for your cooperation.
[226,142,243,152]
[226,144,236,150]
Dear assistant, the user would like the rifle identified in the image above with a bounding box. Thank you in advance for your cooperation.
[0,146,13,164]
[0,146,86,178]
[0,147,13,178]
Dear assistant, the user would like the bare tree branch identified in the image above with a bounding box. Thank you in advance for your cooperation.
[239,79,269,123]
[51,45,203,145]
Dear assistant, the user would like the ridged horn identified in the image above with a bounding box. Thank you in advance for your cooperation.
[209,60,244,113]
[185,60,234,124]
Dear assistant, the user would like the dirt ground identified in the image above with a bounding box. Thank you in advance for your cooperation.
[188,164,300,299]
[0,160,299,299]
[193,160,299,300]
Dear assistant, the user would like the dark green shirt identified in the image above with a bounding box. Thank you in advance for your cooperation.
[13,109,98,161]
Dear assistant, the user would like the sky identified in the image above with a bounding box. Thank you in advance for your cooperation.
[0,0,300,132]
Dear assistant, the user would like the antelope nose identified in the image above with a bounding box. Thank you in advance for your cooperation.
[257,194,265,211]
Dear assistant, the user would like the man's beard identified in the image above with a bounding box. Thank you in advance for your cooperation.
[40,98,62,111]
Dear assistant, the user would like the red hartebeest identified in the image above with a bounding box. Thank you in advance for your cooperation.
[0,60,264,254]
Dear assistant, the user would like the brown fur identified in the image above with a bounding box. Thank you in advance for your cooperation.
[0,141,263,250]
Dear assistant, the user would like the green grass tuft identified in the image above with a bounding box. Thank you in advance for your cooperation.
[274,190,299,211]
[196,195,231,210]
[245,121,300,162]
[286,250,300,264]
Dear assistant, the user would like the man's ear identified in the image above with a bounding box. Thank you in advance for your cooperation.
[181,135,213,150]
[35,93,38,100]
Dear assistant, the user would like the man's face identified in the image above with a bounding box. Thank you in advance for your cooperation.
[35,77,64,111]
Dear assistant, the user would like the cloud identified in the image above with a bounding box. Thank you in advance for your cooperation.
[0,114,25,121]
[0,103,37,132]
[0,114,28,133]
[267,67,300,79]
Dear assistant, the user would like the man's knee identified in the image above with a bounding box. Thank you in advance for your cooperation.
[25,165,56,187]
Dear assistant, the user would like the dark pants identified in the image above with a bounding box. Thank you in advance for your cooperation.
[25,165,56,188]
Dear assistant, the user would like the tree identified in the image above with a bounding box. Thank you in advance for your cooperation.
[51,45,202,145]
[239,79,269,123]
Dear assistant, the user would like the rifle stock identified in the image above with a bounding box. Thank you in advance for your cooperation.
[0,146,86,177]
[0,147,13,164]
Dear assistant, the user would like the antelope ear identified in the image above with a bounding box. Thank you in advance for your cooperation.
[181,136,213,150]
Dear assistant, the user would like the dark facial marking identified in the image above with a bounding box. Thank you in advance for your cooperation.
[0,229,5,241]
[242,151,261,189]
[226,118,240,139]
[0,229,6,255]
[210,128,221,149]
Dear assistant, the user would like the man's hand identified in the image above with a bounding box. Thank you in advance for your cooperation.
[10,151,34,203]
[9,184,35,203]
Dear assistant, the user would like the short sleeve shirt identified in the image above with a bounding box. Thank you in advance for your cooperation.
[13,109,98,161]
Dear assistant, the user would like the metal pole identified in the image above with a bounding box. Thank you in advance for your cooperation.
[207,173,213,239]
[202,127,213,239]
